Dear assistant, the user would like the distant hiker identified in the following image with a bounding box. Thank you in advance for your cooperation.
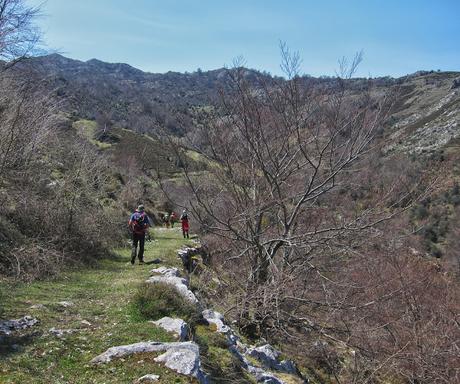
[163,212,170,228]
[180,209,189,239]
[128,204,151,264]
[170,212,177,228]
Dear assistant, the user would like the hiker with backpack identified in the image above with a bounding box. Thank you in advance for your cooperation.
[163,212,170,228]
[180,209,189,239]
[128,204,151,264]
[170,212,177,228]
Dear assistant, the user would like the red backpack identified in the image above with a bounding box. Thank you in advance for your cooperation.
[132,212,147,232]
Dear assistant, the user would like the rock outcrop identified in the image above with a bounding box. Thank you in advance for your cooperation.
[91,245,304,384]
[146,267,198,304]
[201,308,306,383]
[0,316,39,335]
[91,341,207,383]
[202,309,231,333]
[178,246,207,272]
[135,374,160,382]
[48,327,77,338]
[150,266,180,277]
[151,317,189,341]
[247,344,298,374]
[154,342,207,383]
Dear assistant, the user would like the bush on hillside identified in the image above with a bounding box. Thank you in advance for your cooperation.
[0,103,126,280]
[133,282,199,322]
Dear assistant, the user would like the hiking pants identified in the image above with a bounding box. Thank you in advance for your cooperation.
[182,221,189,239]
[131,233,145,262]
[182,228,189,239]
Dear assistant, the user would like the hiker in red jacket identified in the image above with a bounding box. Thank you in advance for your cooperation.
[128,204,151,264]
[180,209,189,239]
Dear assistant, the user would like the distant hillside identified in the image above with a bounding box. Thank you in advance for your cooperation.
[382,71,460,154]
[11,54,271,137]
[7,54,459,156]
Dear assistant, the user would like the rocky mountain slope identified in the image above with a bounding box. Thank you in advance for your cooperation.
[383,71,460,154]
[14,54,460,155]
[13,54,268,136]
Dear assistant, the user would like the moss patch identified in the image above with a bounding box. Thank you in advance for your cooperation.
[194,324,254,383]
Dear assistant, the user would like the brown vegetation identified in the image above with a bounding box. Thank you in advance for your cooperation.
[0,0,126,280]
[159,47,458,383]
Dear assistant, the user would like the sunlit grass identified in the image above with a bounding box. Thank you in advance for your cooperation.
[0,228,196,383]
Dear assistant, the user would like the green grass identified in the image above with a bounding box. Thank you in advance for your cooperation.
[72,119,113,149]
[0,228,197,383]
[73,119,97,140]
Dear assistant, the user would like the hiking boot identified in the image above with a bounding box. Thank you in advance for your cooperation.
[139,260,145,265]
[130,258,135,265]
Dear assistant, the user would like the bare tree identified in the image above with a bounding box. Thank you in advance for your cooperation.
[155,47,454,383]
[0,71,56,185]
[0,0,47,182]
[0,0,42,66]
[160,47,404,296]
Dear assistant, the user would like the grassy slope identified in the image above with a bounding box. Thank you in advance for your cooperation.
[0,228,197,384]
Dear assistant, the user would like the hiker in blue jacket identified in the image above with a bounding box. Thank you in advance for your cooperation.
[128,204,151,264]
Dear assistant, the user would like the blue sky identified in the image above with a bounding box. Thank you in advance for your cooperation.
[28,0,460,77]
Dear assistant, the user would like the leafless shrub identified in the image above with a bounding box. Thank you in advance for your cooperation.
[0,0,43,65]
[0,71,57,183]
[2,242,64,282]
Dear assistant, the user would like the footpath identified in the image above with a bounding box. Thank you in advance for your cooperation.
[0,228,308,384]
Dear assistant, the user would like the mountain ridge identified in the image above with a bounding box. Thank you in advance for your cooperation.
[13,54,459,155]
[26,53,460,80]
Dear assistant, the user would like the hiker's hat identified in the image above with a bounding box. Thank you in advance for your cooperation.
[138,204,145,211]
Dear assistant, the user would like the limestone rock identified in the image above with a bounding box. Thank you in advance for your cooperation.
[150,267,179,277]
[49,327,76,338]
[202,309,231,333]
[151,317,189,341]
[29,304,46,310]
[177,246,205,272]
[154,342,207,382]
[91,341,168,364]
[0,316,39,335]
[146,274,198,304]
[228,345,282,383]
[247,344,298,374]
[91,341,207,383]
[199,310,304,383]
[202,309,224,322]
[202,309,239,347]
[135,374,160,382]
[248,366,285,384]
[57,301,74,308]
